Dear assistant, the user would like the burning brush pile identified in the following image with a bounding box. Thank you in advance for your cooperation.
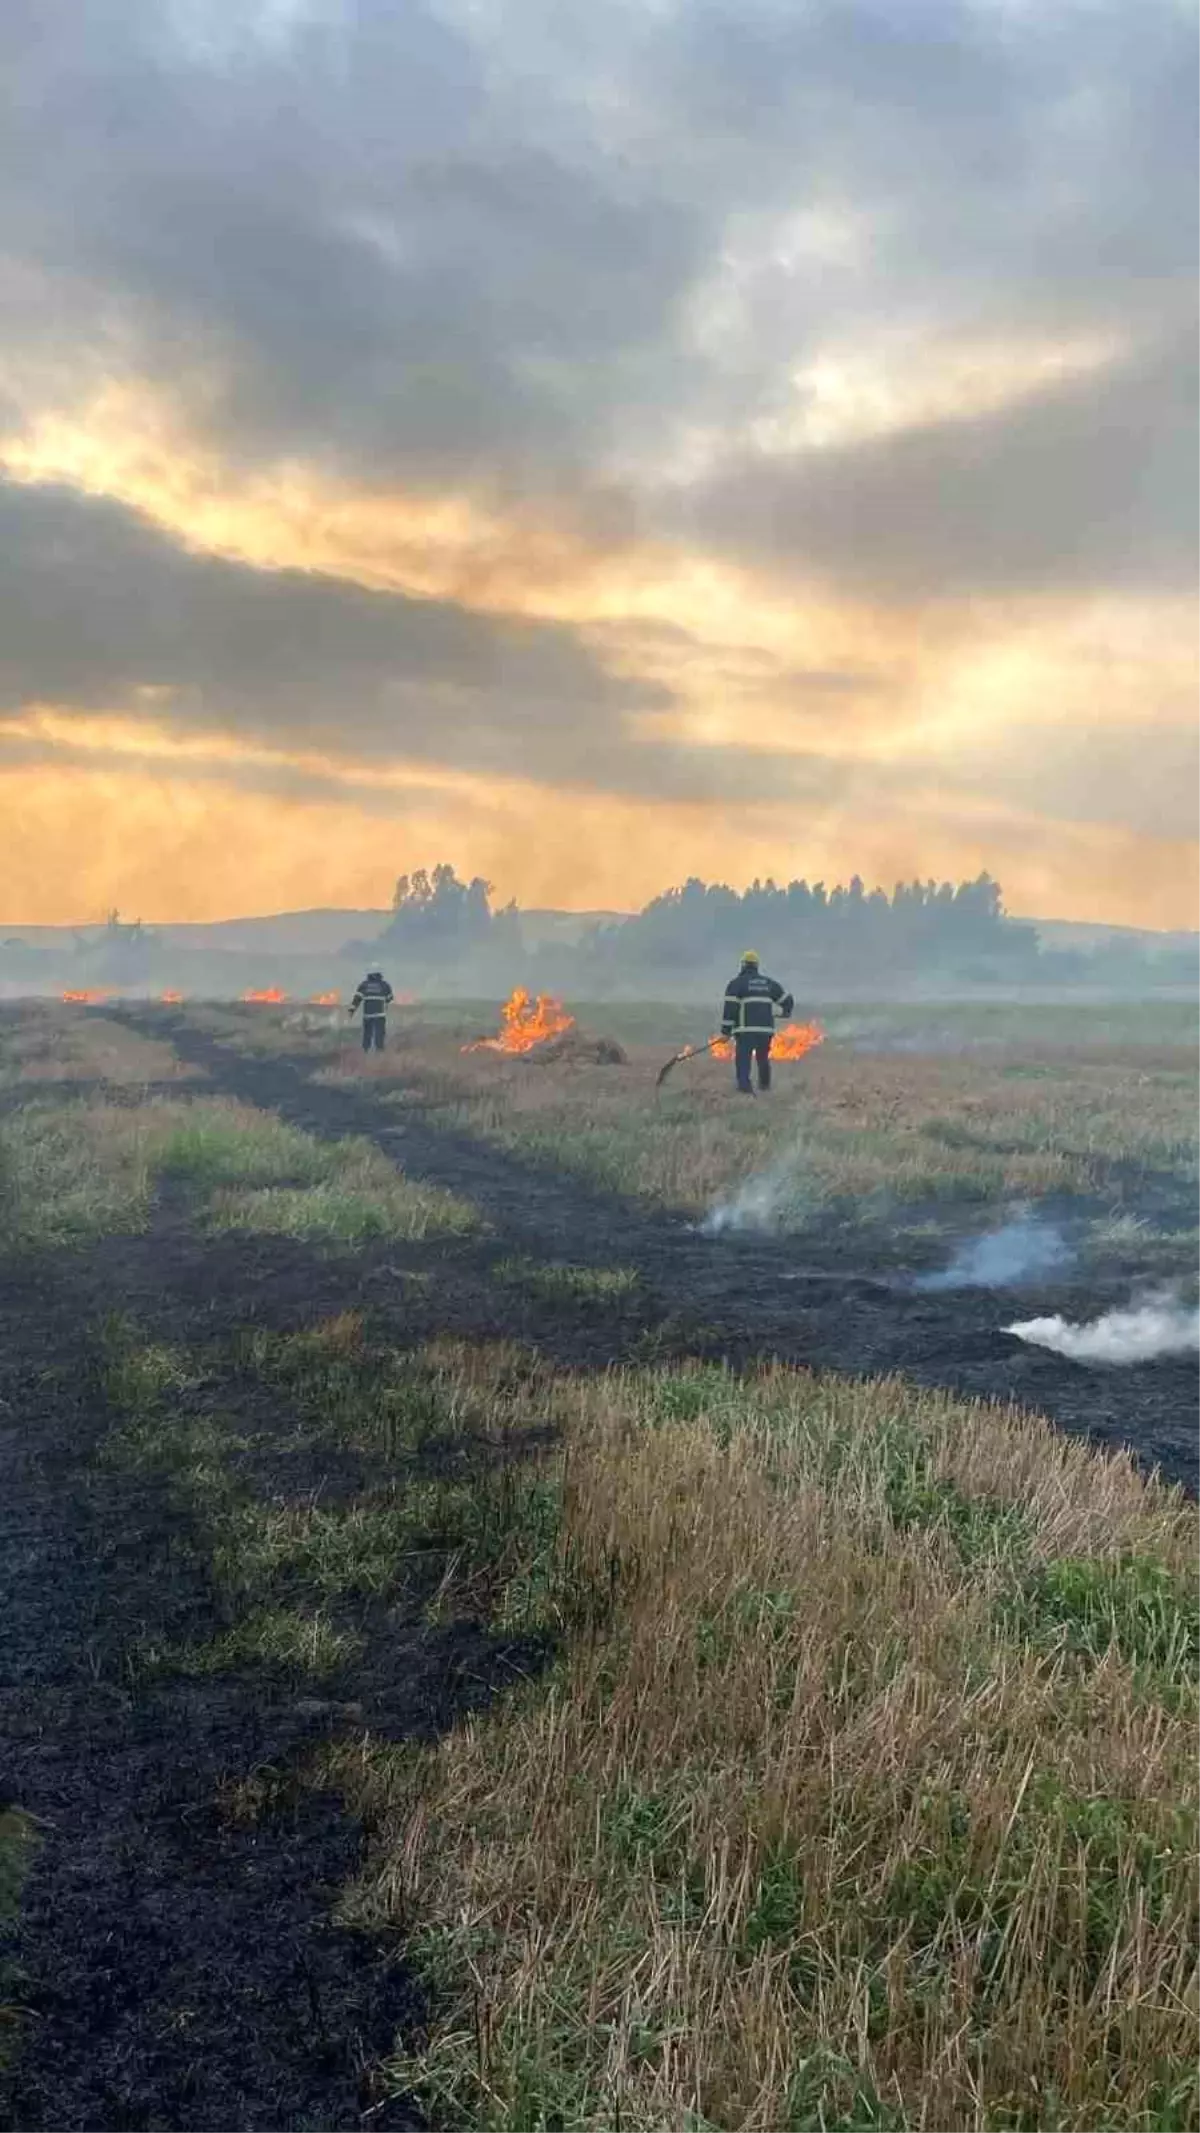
[463,989,626,1065]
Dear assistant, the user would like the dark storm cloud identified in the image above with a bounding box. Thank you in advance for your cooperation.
[1,0,1194,562]
[0,477,669,782]
[672,318,1200,599]
[0,0,701,494]
[2,476,897,810]
[0,476,935,813]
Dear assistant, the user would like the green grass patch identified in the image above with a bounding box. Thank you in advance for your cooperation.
[0,1091,477,1250]
[492,1254,640,1304]
[209,1170,475,1243]
[0,1807,39,2071]
[153,1108,333,1187]
[165,1609,362,1681]
[1000,1553,1200,1686]
[211,1496,427,1607]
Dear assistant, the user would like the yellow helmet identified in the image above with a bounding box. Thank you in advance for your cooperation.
[741,949,760,965]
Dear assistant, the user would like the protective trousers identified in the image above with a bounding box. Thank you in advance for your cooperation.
[362,1014,386,1052]
[735,1032,772,1092]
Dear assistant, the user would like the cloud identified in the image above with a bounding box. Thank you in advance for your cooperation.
[0,475,672,784]
[668,319,1199,600]
[2,0,1193,603]
[0,0,701,497]
[1,0,1193,516]
[0,0,1195,924]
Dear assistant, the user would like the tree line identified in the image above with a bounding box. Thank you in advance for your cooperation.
[376,864,1040,978]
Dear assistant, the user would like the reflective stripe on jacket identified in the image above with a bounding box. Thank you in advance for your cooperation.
[721,968,788,1035]
[351,976,394,1018]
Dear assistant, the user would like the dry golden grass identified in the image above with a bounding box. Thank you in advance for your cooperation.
[327,1355,1197,2133]
[0,1006,201,1085]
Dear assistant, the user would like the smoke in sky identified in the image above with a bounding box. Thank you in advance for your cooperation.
[1007,1289,1200,1365]
[914,1212,1071,1291]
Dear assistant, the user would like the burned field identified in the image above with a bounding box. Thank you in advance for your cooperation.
[1,1000,1197,2132]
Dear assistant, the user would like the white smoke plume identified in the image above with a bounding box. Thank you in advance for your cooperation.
[915,1212,1070,1291]
[702,1148,806,1237]
[1008,1290,1200,1365]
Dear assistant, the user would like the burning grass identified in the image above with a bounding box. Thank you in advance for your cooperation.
[0,1093,476,1251]
[327,1358,1196,2133]
[464,988,576,1055]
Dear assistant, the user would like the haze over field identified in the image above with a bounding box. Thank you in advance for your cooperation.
[0,0,1196,927]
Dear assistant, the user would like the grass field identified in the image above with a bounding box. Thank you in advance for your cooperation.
[362,1361,1196,2133]
[0,997,1195,2130]
[92,1314,1200,2131]
[0,1012,478,1250]
[301,998,1200,1270]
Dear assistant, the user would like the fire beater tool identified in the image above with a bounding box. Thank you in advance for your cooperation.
[656,1034,725,1088]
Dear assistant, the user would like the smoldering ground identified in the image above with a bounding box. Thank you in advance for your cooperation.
[914,1210,1072,1291]
[1009,1288,1200,1365]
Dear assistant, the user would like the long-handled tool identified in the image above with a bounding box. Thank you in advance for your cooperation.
[656,1033,725,1088]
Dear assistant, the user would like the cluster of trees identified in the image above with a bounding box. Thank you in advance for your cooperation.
[598,872,1033,975]
[377,866,520,958]
[365,864,1042,983]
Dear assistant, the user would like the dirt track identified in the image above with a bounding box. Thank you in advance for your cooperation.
[2,1011,1195,2130]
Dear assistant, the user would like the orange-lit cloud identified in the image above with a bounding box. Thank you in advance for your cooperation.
[2,732,1194,933]
[0,0,1194,929]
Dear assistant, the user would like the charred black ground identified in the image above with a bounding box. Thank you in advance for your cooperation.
[134,1009,1200,1495]
[1,1005,1195,2131]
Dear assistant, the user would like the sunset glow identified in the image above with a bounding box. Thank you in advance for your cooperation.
[0,0,1193,929]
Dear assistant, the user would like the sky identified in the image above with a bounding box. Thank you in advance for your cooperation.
[1,0,1196,927]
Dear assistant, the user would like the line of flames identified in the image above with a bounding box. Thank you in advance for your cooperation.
[462,987,575,1054]
[713,1021,825,1061]
[61,989,188,1003]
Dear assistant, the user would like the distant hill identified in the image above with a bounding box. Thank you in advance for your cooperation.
[1029,919,1198,956]
[1,906,635,955]
[3,906,1193,960]
[2,910,391,955]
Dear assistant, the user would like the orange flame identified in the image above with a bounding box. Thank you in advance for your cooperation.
[713,1021,825,1061]
[242,987,287,1004]
[161,989,184,1004]
[773,1020,825,1059]
[309,991,340,1006]
[463,987,575,1054]
[61,988,112,1004]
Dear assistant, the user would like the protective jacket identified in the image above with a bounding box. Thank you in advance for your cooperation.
[351,973,394,1020]
[721,966,794,1037]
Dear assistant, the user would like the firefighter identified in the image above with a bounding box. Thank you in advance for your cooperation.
[720,951,794,1095]
[349,969,394,1052]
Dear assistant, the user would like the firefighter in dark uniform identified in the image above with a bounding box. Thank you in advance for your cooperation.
[720,951,794,1095]
[349,970,394,1052]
